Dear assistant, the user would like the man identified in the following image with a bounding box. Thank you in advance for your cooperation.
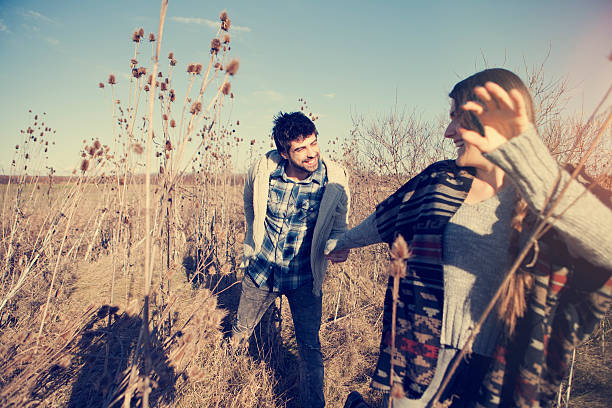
[233,111,350,408]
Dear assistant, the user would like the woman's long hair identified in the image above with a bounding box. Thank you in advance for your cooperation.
[449,68,535,334]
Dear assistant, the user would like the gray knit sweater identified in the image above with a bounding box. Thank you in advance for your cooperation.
[442,185,515,356]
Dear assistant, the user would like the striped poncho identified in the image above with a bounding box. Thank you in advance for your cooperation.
[370,159,612,407]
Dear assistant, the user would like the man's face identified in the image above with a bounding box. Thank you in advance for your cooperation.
[280,132,320,178]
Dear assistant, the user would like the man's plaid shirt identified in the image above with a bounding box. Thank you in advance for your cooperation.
[246,159,327,292]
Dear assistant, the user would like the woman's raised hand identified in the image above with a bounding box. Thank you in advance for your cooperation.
[459,81,532,154]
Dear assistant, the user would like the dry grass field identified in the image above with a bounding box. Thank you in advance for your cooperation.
[0,167,609,408]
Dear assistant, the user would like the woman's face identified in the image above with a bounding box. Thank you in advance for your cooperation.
[444,99,491,170]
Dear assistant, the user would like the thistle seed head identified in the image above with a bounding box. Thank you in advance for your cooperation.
[391,234,410,260]
[132,144,144,154]
[190,101,202,115]
[210,38,221,54]
[221,18,231,31]
[225,59,239,76]
[221,82,231,95]
[388,259,406,278]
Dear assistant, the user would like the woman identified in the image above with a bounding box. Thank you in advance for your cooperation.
[328,68,612,407]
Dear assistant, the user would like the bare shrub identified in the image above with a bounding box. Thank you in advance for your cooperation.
[345,104,451,189]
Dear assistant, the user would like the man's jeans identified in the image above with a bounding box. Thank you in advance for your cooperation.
[232,274,325,408]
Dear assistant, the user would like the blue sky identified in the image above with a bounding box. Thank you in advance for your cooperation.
[1,0,611,175]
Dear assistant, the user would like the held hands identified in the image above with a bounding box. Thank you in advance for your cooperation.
[460,82,532,154]
[325,249,350,264]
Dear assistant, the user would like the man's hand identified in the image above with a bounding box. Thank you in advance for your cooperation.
[326,249,350,264]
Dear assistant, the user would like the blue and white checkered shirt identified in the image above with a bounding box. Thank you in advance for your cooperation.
[247,159,327,292]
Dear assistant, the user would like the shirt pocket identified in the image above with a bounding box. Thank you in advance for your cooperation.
[297,199,320,225]
[267,188,286,218]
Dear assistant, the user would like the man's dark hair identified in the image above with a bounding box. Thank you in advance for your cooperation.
[272,111,318,154]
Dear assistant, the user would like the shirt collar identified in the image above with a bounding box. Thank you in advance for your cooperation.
[271,158,324,185]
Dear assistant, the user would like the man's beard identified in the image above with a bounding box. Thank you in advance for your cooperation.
[289,154,319,174]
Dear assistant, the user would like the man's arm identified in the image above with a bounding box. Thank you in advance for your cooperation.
[325,169,350,263]
[328,169,350,239]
